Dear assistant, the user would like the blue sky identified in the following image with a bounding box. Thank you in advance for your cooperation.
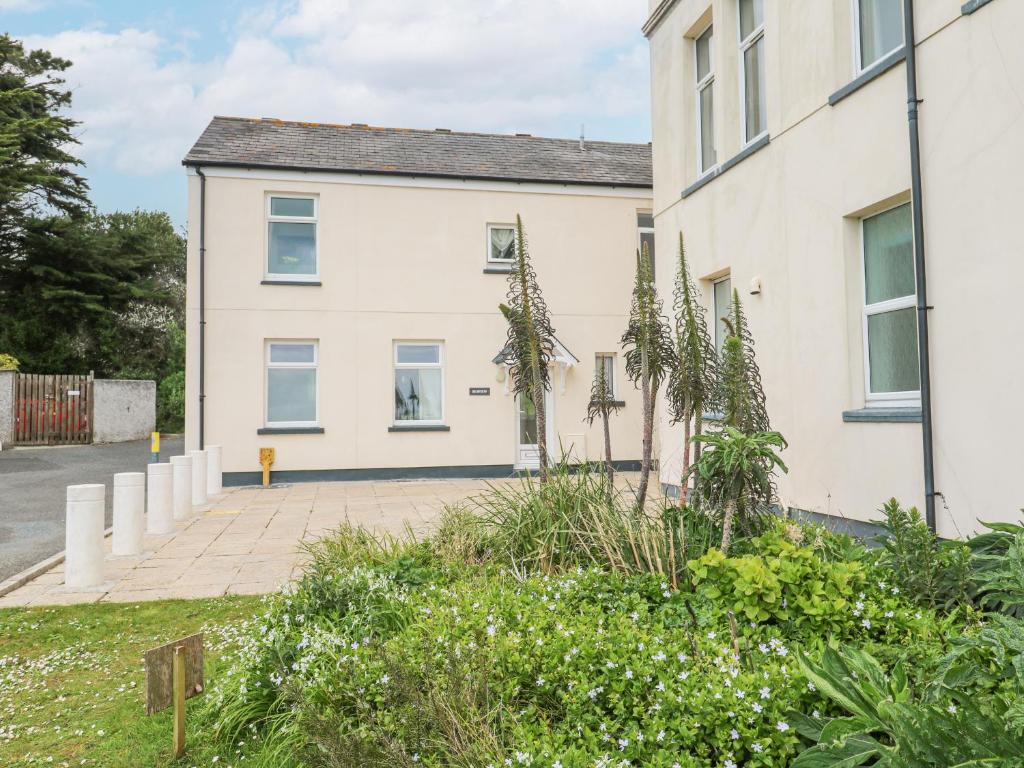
[5,0,652,229]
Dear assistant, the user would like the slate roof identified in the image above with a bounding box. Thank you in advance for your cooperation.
[183,116,652,188]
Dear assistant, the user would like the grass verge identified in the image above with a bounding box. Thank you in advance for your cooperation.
[0,595,262,767]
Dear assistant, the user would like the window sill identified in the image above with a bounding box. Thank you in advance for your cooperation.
[589,400,626,409]
[257,426,325,435]
[483,266,513,274]
[388,425,451,432]
[828,47,906,106]
[261,279,322,286]
[962,0,996,14]
[842,408,921,423]
[681,133,770,199]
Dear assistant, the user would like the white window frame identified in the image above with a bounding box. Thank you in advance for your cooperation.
[860,204,919,407]
[265,194,319,282]
[486,223,517,266]
[712,274,733,354]
[852,0,904,75]
[695,23,717,177]
[595,353,618,399]
[738,0,767,146]
[264,340,319,428]
[393,341,446,426]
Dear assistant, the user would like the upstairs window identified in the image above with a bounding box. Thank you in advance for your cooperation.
[695,24,717,174]
[267,195,318,280]
[739,0,766,143]
[487,224,516,264]
[394,342,445,425]
[855,0,904,72]
[862,203,919,404]
[265,341,318,427]
[638,212,655,279]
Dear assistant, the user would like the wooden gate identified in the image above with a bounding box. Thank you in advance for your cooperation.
[12,373,94,446]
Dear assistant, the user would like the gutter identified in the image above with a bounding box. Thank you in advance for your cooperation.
[195,167,207,450]
[903,0,937,532]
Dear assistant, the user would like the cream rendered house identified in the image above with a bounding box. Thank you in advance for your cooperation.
[182,118,653,484]
[645,0,1024,535]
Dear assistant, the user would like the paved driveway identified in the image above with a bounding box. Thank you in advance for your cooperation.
[0,437,183,581]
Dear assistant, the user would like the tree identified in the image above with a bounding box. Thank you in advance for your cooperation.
[665,232,717,503]
[586,358,623,485]
[687,427,787,554]
[0,34,89,255]
[718,289,771,434]
[499,215,556,483]
[621,242,674,509]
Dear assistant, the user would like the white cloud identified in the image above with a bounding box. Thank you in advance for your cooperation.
[26,0,650,177]
[1,0,46,11]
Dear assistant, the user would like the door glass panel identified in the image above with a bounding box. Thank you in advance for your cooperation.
[519,394,538,445]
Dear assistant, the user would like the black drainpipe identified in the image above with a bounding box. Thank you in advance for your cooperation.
[903,0,937,532]
[196,166,207,450]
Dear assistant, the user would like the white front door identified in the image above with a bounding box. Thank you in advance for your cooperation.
[515,389,555,470]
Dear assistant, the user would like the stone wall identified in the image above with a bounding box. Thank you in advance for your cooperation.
[0,370,14,449]
[92,379,155,443]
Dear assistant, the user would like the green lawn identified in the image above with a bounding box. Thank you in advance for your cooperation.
[0,595,263,767]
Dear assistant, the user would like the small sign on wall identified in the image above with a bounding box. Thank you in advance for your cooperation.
[469,387,491,396]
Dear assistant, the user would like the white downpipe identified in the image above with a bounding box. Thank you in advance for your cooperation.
[65,484,105,588]
[112,472,145,556]
[146,463,174,534]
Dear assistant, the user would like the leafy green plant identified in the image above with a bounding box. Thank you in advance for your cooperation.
[586,357,622,485]
[688,427,788,553]
[689,530,926,640]
[499,215,556,483]
[621,241,674,509]
[967,520,1024,617]
[0,353,18,371]
[793,644,1024,767]
[873,499,971,611]
[666,232,717,501]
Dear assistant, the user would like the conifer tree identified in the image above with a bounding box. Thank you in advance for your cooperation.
[621,242,674,509]
[586,358,622,485]
[499,215,556,483]
[666,232,717,502]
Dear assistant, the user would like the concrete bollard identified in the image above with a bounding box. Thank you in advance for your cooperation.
[65,484,105,588]
[171,455,193,521]
[112,472,145,556]
[147,463,174,534]
[190,449,208,507]
[206,445,223,496]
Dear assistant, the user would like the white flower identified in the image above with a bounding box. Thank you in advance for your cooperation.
[760,687,771,699]
[625,669,634,680]
[730,729,739,740]
[751,702,763,714]
[776,721,790,732]
[487,624,497,637]
[948,704,958,714]
[862,618,872,629]
[752,742,764,753]
[536,677,545,687]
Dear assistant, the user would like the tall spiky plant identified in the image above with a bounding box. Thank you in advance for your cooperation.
[666,232,717,503]
[586,359,623,485]
[499,214,556,483]
[719,289,770,435]
[621,241,674,509]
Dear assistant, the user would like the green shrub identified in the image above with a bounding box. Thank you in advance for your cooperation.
[0,353,19,371]
[156,369,184,432]
[690,527,932,642]
[968,520,1024,617]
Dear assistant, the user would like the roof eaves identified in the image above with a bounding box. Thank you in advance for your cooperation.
[642,0,682,37]
[180,158,653,189]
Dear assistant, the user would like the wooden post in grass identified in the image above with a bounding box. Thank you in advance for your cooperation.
[145,633,204,759]
[173,645,186,757]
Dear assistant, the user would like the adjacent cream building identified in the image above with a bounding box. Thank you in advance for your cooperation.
[645,0,1023,535]
[182,118,653,484]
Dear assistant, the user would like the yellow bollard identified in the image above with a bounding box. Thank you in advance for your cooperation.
[259,448,275,487]
[150,431,161,462]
